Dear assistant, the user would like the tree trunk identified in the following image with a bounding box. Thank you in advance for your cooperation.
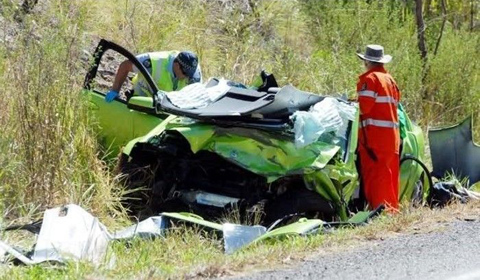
[433,0,447,56]
[415,0,427,62]
[414,0,430,109]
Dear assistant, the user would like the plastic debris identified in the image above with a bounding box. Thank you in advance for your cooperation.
[166,78,230,109]
[0,205,167,266]
[291,97,357,148]
[428,180,480,208]
[0,205,267,265]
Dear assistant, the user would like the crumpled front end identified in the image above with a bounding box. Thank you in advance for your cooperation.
[120,94,361,223]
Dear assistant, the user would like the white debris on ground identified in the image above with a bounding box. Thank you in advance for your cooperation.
[0,204,268,266]
[291,97,357,148]
[0,204,111,266]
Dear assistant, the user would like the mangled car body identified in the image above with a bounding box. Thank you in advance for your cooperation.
[429,116,480,186]
[84,39,426,224]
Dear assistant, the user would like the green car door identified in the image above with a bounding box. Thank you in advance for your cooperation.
[83,39,167,156]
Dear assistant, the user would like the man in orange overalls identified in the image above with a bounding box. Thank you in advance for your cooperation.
[356,45,401,211]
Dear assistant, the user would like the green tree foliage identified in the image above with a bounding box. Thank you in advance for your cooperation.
[300,0,479,125]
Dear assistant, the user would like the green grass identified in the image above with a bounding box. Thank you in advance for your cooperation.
[2,201,479,279]
[0,0,478,215]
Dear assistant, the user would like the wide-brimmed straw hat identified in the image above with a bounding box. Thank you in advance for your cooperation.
[356,44,392,64]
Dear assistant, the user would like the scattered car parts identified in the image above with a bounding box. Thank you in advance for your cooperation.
[0,204,385,265]
[429,116,480,186]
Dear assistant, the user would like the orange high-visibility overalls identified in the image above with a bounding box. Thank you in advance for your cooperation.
[357,66,401,210]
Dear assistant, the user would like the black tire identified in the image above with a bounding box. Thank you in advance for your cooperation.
[411,172,425,207]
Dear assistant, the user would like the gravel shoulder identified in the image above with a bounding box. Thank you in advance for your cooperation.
[226,219,480,280]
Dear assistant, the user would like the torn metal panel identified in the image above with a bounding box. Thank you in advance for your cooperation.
[0,204,112,265]
[32,204,111,264]
[222,224,266,254]
[0,204,385,265]
[112,216,166,240]
[429,117,480,185]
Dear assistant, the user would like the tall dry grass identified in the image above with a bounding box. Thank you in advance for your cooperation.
[0,0,478,218]
[0,1,120,218]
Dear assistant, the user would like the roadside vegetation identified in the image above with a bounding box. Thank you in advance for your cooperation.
[0,0,478,278]
[4,201,480,279]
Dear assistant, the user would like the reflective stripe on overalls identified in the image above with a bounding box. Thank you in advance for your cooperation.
[360,118,399,129]
[356,66,401,211]
[358,90,399,106]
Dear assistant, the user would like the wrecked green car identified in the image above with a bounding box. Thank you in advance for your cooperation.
[84,39,427,224]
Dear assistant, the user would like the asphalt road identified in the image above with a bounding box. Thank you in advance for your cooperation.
[226,220,480,280]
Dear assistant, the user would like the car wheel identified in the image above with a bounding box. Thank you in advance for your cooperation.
[411,172,424,207]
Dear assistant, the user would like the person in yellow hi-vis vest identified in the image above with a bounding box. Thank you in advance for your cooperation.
[105,51,202,102]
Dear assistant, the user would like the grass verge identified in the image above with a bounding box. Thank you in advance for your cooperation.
[2,200,480,279]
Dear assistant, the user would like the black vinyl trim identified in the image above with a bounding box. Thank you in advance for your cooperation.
[83,39,159,108]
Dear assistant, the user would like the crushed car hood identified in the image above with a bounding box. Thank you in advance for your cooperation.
[124,115,341,182]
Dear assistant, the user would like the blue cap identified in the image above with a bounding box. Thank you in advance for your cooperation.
[176,51,200,81]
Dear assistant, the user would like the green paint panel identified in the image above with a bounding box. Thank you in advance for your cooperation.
[399,105,426,202]
[179,125,340,179]
[347,211,371,224]
[254,218,324,242]
[85,90,165,156]
[161,212,223,231]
